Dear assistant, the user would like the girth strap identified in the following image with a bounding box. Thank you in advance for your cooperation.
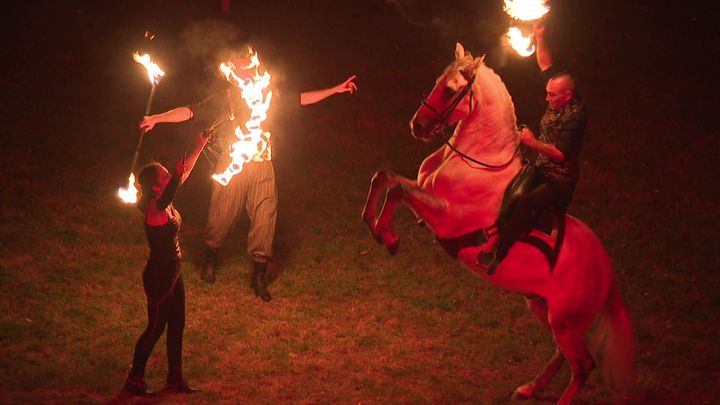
[436,223,498,259]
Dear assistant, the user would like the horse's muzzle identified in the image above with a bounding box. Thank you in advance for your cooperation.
[410,115,434,140]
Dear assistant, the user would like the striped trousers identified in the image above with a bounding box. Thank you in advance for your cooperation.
[204,160,277,263]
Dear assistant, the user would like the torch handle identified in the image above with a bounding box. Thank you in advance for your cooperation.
[144,84,157,116]
[128,84,157,173]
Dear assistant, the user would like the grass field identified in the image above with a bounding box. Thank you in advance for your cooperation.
[1,1,718,404]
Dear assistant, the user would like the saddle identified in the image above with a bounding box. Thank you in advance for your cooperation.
[435,162,566,271]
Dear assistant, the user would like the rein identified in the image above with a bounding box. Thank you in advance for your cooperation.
[445,138,520,169]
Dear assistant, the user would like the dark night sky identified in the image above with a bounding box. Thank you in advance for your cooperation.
[2,0,718,127]
[1,0,718,214]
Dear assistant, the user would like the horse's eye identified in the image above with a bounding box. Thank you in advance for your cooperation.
[445,87,457,97]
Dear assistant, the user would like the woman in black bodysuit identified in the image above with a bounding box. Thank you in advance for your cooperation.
[124,132,208,396]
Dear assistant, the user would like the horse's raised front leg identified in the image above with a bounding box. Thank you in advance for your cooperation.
[361,169,394,242]
[374,177,446,255]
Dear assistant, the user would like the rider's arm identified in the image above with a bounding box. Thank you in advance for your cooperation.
[535,24,553,73]
[519,127,564,161]
[553,111,586,161]
[520,111,585,162]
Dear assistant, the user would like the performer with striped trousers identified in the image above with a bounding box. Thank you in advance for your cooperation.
[140,50,357,301]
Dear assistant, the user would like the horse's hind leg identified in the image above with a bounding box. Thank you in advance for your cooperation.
[551,318,596,405]
[513,298,566,400]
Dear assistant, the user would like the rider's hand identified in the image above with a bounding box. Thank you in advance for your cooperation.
[519,127,536,145]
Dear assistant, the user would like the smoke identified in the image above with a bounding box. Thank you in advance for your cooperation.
[177,18,247,76]
[386,0,508,55]
[386,0,513,69]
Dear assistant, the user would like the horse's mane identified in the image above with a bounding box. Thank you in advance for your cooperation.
[442,55,517,151]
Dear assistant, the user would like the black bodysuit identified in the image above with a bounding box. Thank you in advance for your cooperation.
[129,173,187,384]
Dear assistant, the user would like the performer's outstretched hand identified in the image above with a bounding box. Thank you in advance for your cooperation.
[334,75,358,94]
[140,115,158,132]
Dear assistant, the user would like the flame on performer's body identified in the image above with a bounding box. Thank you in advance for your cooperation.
[118,173,139,204]
[503,0,549,21]
[506,27,536,57]
[132,52,165,85]
[503,0,550,57]
[212,49,273,186]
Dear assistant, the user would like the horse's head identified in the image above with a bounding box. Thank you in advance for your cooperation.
[410,43,485,141]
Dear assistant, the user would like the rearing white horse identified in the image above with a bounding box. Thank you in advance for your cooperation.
[361,43,636,405]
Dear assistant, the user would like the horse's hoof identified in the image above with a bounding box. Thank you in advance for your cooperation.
[510,391,531,401]
[387,240,399,256]
[511,383,536,401]
[372,233,383,244]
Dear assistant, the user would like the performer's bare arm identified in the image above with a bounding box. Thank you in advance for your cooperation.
[300,75,358,106]
[140,107,194,132]
[178,131,209,184]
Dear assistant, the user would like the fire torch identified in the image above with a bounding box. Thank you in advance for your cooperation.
[117,52,165,204]
[503,0,550,57]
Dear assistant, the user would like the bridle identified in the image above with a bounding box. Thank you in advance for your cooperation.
[420,73,475,139]
[419,71,520,170]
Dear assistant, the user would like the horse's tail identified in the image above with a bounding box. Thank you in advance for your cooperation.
[593,278,638,401]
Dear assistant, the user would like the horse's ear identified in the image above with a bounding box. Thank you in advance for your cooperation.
[454,43,465,60]
[463,55,485,78]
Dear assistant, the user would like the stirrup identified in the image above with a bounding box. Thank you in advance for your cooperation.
[477,250,500,275]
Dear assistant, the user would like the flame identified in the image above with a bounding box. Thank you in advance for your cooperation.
[118,173,138,204]
[506,26,536,57]
[132,52,165,85]
[503,0,549,21]
[212,48,273,186]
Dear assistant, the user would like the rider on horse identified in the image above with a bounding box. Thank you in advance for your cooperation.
[479,24,587,275]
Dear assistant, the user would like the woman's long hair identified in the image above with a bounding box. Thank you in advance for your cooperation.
[136,163,162,213]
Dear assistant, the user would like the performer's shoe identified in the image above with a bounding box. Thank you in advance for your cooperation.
[477,250,500,275]
[165,379,201,394]
[124,377,154,396]
[201,247,218,284]
[251,261,272,302]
